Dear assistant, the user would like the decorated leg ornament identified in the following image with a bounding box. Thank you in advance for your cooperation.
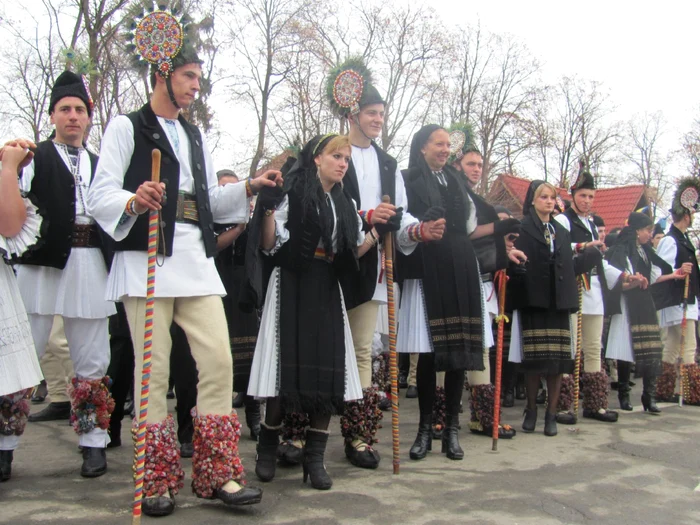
[341,387,383,469]
[278,411,308,465]
[131,415,184,498]
[468,384,516,439]
[555,375,577,425]
[656,362,678,402]
[0,389,32,438]
[581,371,618,422]
[682,363,700,406]
[68,377,115,435]
[372,353,392,410]
[431,386,446,440]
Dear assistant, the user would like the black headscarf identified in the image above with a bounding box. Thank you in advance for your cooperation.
[408,124,444,172]
[606,212,664,275]
[283,134,358,256]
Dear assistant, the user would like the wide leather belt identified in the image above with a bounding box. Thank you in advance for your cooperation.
[72,224,100,248]
[176,192,199,225]
[314,247,334,262]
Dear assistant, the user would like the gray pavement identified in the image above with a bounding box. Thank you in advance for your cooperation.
[3,391,700,525]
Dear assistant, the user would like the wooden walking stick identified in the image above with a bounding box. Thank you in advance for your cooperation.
[572,277,584,419]
[381,195,400,475]
[678,274,690,407]
[492,269,509,451]
[132,149,161,524]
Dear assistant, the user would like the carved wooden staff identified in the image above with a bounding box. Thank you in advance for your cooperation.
[381,195,400,474]
[678,274,690,407]
[132,149,161,524]
[572,277,583,419]
[492,269,508,451]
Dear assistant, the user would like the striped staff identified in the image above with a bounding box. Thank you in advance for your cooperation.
[572,277,584,419]
[678,274,690,407]
[132,149,161,524]
[381,195,400,474]
[491,270,509,451]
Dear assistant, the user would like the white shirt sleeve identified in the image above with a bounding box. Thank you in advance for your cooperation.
[466,193,477,235]
[554,214,579,253]
[203,135,251,224]
[393,166,419,255]
[656,236,678,268]
[602,259,623,289]
[87,116,138,241]
[19,158,35,192]
[264,195,290,255]
[353,198,365,247]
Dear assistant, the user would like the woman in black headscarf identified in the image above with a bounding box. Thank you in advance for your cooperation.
[604,212,677,413]
[247,134,375,489]
[397,124,483,461]
[507,180,599,437]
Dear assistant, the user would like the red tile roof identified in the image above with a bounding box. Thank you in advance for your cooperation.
[488,174,648,230]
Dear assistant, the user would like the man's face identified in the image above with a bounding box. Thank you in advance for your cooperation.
[353,104,385,140]
[50,96,89,145]
[573,189,596,215]
[652,233,664,248]
[597,225,606,243]
[459,152,483,187]
[163,64,202,109]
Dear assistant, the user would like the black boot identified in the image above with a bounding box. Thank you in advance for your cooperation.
[28,401,71,422]
[642,376,661,415]
[409,414,432,460]
[0,450,13,481]
[142,495,175,517]
[80,446,107,478]
[441,415,464,460]
[232,392,245,408]
[303,429,332,490]
[618,382,633,411]
[522,407,537,433]
[503,387,515,408]
[544,412,558,436]
[245,396,261,441]
[255,424,280,482]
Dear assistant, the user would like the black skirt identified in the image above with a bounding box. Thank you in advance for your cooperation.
[278,259,346,415]
[519,307,574,376]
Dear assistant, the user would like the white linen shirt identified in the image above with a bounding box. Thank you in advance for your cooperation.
[656,234,699,326]
[87,115,251,300]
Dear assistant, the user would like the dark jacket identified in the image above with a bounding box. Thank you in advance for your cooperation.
[651,225,700,310]
[16,140,110,269]
[114,103,217,257]
[508,213,581,312]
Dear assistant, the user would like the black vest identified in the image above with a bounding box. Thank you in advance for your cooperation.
[343,142,397,210]
[563,207,609,303]
[114,103,216,257]
[651,225,699,309]
[16,140,105,270]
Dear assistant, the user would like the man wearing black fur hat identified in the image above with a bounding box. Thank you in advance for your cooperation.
[554,162,618,422]
[87,6,276,517]
[6,71,116,477]
[653,178,700,405]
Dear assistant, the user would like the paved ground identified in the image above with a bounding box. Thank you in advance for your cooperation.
[3,390,700,525]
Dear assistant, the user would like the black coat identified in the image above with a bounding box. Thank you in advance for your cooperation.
[508,213,581,312]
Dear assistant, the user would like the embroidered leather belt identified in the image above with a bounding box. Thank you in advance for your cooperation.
[71,224,100,248]
[480,273,492,283]
[314,247,334,262]
[176,193,199,225]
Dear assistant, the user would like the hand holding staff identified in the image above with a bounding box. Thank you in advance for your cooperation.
[132,149,161,524]
[381,195,400,475]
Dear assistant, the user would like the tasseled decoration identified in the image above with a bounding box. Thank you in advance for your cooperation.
[191,411,245,498]
[68,377,115,435]
[340,387,383,445]
[656,361,677,402]
[558,375,575,412]
[432,386,446,434]
[281,411,309,442]
[372,353,390,394]
[131,415,185,497]
[581,371,610,412]
[683,363,700,406]
[0,389,32,437]
[469,384,496,431]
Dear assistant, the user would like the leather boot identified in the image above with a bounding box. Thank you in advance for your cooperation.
[255,424,280,482]
[441,415,464,460]
[641,376,661,415]
[618,382,633,411]
[544,412,558,437]
[244,396,261,441]
[522,407,537,432]
[302,429,332,490]
[409,413,432,460]
[28,401,71,422]
[0,450,13,481]
[80,446,107,478]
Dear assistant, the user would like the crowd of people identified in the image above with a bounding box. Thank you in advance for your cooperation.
[1,6,699,519]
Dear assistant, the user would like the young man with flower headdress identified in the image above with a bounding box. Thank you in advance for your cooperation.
[4,71,116,478]
[87,6,278,517]
[653,178,700,406]
[554,162,618,422]
[448,123,523,441]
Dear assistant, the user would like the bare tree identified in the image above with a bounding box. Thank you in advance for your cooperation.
[623,112,671,203]
[682,112,700,178]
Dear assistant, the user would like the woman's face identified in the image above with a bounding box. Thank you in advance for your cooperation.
[637,225,654,245]
[315,145,351,187]
[533,187,556,216]
[421,129,450,171]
